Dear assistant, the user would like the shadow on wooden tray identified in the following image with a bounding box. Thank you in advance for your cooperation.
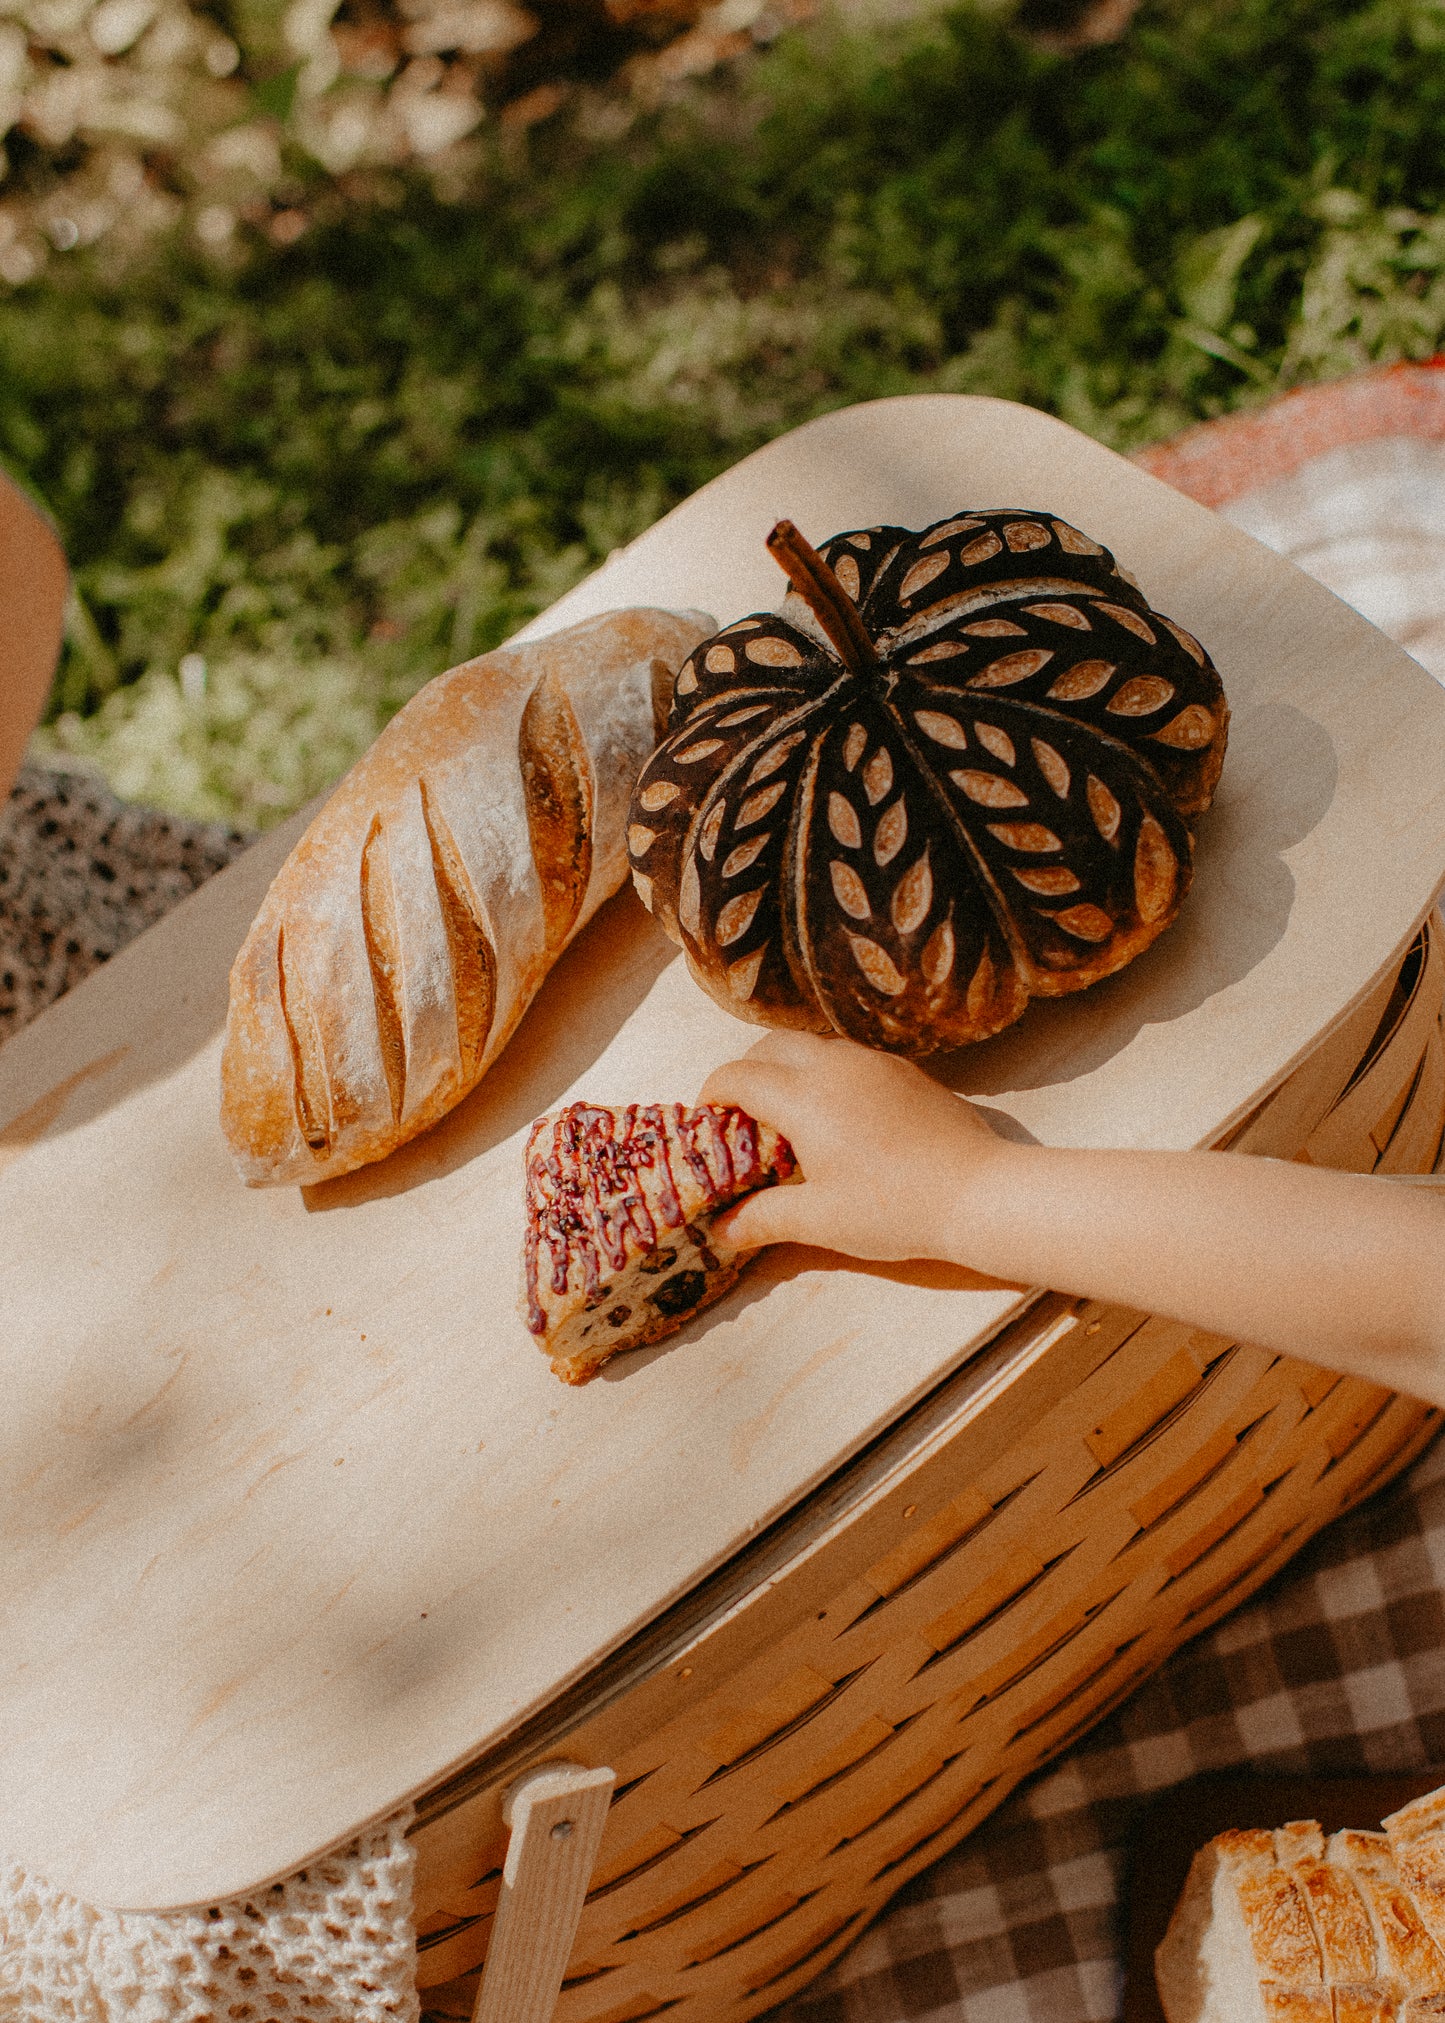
[1122,1770,1445,2023]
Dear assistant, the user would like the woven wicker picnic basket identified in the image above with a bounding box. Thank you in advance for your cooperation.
[3,396,1445,2023]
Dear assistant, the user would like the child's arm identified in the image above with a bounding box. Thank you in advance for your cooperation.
[702,1031,1445,1409]
[0,474,66,800]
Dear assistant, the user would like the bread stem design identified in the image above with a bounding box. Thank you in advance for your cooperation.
[521,1100,796,1384]
[628,511,1228,1055]
[221,609,711,1186]
[767,518,885,677]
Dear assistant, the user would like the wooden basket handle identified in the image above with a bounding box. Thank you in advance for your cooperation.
[471,1760,616,2023]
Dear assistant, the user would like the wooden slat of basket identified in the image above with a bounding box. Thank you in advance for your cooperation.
[414,922,1445,2022]
[473,1765,616,2023]
[1221,956,1403,1158]
[1304,921,1444,1168]
[1376,1016,1445,1174]
[410,1343,1432,2006]
[422,1353,1438,2017]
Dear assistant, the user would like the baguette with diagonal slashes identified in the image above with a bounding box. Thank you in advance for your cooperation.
[221,609,712,1186]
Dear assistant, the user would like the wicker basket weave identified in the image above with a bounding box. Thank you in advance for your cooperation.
[413,913,1445,2022]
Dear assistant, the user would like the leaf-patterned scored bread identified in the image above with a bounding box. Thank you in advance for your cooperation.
[222,608,711,1186]
[627,511,1229,1053]
[521,1101,796,1384]
[1155,1814,1445,2023]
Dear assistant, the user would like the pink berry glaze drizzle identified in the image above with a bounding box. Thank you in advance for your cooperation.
[523,1103,795,1336]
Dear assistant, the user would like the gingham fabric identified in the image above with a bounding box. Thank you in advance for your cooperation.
[770,1428,1445,2023]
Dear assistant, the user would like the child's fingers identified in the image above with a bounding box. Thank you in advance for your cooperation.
[713,1180,813,1253]
[699,1056,805,1133]
[702,1029,834,1100]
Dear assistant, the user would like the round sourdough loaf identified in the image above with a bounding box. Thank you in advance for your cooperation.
[626,512,1228,1053]
[221,607,710,1186]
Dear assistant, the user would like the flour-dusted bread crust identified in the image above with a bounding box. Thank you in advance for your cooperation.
[1277,1824,1329,1867]
[1157,1806,1445,2023]
[521,1101,796,1384]
[222,609,711,1185]
[1335,1991,1404,2022]
[1156,1829,1316,2023]
[1292,1854,1378,1983]
[1386,1790,1445,1954]
[1334,1831,1445,1995]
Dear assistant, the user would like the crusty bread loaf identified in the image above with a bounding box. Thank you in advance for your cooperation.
[1334,1829,1445,1997]
[221,608,711,1185]
[1156,1807,1445,2023]
[1154,1827,1327,2023]
[1386,1790,1445,1946]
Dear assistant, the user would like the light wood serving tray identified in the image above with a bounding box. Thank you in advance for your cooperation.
[3,395,1444,1915]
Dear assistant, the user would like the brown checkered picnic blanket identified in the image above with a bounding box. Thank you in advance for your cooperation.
[770,1427,1445,2023]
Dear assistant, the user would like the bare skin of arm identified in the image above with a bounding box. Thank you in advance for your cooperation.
[702,1030,1445,1410]
[0,474,67,800]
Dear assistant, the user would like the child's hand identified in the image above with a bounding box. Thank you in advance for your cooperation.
[700,1031,1445,1408]
[700,1030,1008,1262]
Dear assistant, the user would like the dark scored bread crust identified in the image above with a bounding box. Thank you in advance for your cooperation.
[521,1101,796,1384]
[627,509,1228,1056]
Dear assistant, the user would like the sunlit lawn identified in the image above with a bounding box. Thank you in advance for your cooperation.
[8,0,1445,825]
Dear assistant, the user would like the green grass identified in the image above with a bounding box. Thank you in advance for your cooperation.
[11,0,1445,825]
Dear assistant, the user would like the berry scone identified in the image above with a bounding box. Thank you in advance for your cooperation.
[521,1101,796,1383]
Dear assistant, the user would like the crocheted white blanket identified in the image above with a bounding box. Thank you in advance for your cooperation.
[0,1811,418,2022]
